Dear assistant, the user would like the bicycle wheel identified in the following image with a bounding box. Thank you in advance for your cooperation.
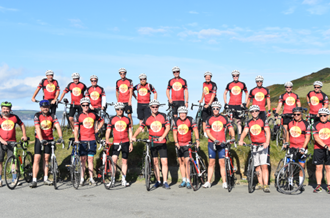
[225,159,233,192]
[23,151,33,183]
[4,156,21,190]
[52,158,59,190]
[198,159,207,184]
[189,159,199,191]
[267,118,275,140]
[274,159,285,190]
[72,155,81,189]
[196,117,203,138]
[103,156,115,190]
[247,157,255,193]
[145,156,151,191]
[276,126,287,147]
[276,162,305,194]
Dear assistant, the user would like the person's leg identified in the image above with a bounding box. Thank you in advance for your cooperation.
[261,164,269,185]
[121,158,128,177]
[87,156,94,178]
[178,157,186,179]
[299,162,305,185]
[69,117,74,129]
[153,157,160,181]
[315,165,323,185]
[32,154,41,179]
[255,166,263,185]
[185,157,190,182]
[219,159,226,183]
[80,156,87,179]
[44,154,50,178]
[112,155,118,174]
[207,159,215,183]
[161,158,168,182]
[325,165,330,186]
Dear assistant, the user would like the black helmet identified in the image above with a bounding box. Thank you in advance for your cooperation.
[292,107,303,113]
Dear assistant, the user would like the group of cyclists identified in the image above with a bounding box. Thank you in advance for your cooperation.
[0,67,330,194]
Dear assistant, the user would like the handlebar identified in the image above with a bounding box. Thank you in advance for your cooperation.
[1,137,30,151]
[106,102,115,106]
[191,102,202,110]
[166,102,173,111]
[213,139,236,150]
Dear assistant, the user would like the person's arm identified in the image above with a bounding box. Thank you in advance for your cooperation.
[207,93,215,107]
[275,102,283,117]
[306,95,310,107]
[302,134,311,150]
[97,119,105,132]
[264,127,271,149]
[160,125,171,141]
[54,122,63,138]
[128,128,133,152]
[267,97,271,112]
[238,128,249,145]
[166,89,172,103]
[59,91,66,102]
[74,125,79,142]
[246,98,251,108]
[128,88,133,106]
[297,101,301,107]
[193,128,200,148]
[54,90,60,100]
[31,87,41,102]
[0,136,7,145]
[116,91,119,101]
[35,124,43,141]
[199,92,205,104]
[206,129,217,142]
[244,90,249,104]
[173,130,179,148]
[286,126,290,143]
[105,128,111,144]
[154,92,157,100]
[185,89,189,107]
[20,123,28,141]
[132,90,137,100]
[314,134,330,150]
[132,126,143,141]
[223,90,228,104]
[229,127,235,140]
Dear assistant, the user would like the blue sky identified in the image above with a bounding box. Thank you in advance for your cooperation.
[0,0,330,116]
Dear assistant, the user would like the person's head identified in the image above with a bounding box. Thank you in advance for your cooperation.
[114,102,125,116]
[318,108,330,123]
[313,81,323,93]
[80,97,90,112]
[284,81,293,93]
[204,72,212,82]
[255,75,264,87]
[90,75,98,86]
[139,73,147,85]
[292,107,303,121]
[172,66,180,78]
[231,70,240,82]
[1,101,12,117]
[211,101,222,116]
[119,68,127,79]
[178,106,188,120]
[72,72,80,84]
[149,99,160,114]
[45,70,54,82]
[39,100,50,114]
[249,105,260,118]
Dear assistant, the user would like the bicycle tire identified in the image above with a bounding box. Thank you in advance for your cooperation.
[225,159,233,192]
[231,122,238,140]
[196,117,203,138]
[189,159,199,191]
[247,157,255,193]
[103,156,115,190]
[276,125,287,147]
[276,162,305,194]
[23,151,33,183]
[267,118,275,140]
[198,159,207,184]
[4,156,20,190]
[72,155,81,189]
[145,155,151,191]
[274,159,285,190]
[52,158,58,190]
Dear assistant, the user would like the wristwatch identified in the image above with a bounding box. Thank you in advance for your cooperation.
[196,139,200,141]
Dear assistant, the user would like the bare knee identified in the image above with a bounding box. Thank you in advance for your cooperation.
[209,159,215,167]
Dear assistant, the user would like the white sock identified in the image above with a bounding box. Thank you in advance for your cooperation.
[186,178,190,183]
[182,177,186,182]
[81,178,84,182]
[33,178,37,182]
[122,175,126,181]
[44,176,48,181]
[158,180,161,183]
[90,177,94,181]
[299,176,303,185]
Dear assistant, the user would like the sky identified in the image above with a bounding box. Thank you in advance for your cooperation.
[0,0,330,116]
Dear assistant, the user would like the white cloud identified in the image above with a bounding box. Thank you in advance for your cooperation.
[307,4,329,14]
[302,0,320,5]
[69,19,85,28]
[189,11,198,14]
[273,46,330,54]
[283,7,296,14]
[105,86,116,93]
[0,6,18,12]
[188,22,198,27]
[137,27,167,35]
[179,28,236,39]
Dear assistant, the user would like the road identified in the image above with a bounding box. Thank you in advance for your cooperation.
[0,181,329,218]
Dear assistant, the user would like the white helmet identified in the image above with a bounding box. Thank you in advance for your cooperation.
[231,70,240,76]
[318,108,330,115]
[139,73,147,79]
[314,81,323,87]
[80,97,90,105]
[172,66,180,72]
[211,101,222,108]
[204,71,212,77]
[249,105,260,112]
[284,81,293,87]
[118,68,127,73]
[72,72,80,79]
[178,106,188,114]
[149,99,160,107]
[90,75,98,80]
[255,75,264,82]
[45,70,54,76]
[114,102,125,110]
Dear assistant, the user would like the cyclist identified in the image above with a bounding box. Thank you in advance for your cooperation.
[0,102,28,187]
[133,73,157,128]
[166,66,188,118]
[275,81,301,135]
[58,72,87,129]
[116,68,134,128]
[85,75,106,114]
[284,107,310,192]
[199,71,217,137]
[310,108,330,193]
[74,97,104,186]
[173,106,200,189]
[238,105,271,193]
[105,102,133,187]
[203,101,235,189]
[30,100,63,188]
[246,75,271,121]
[306,81,328,123]
[32,70,60,116]
[223,70,248,140]
[132,99,171,189]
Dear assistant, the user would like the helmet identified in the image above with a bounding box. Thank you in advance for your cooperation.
[178,106,188,114]
[39,100,50,107]
[211,101,222,108]
[314,81,323,87]
[80,97,90,105]
[114,102,125,110]
[45,70,54,76]
[204,71,212,77]
[249,105,260,112]
[231,70,240,76]
[118,68,127,73]
[149,99,160,107]
[318,108,330,115]
[292,107,303,113]
[72,72,80,79]
[90,75,98,80]
[255,75,264,82]
[139,73,147,79]
[284,81,293,87]
[1,101,12,108]
[172,66,180,72]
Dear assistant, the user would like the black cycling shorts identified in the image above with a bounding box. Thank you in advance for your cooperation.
[313,149,330,165]
[202,106,212,122]
[137,103,151,120]
[151,143,168,158]
[259,111,266,122]
[34,138,52,155]
[172,101,185,115]
[228,105,244,119]
[0,143,14,162]
[123,103,133,115]
[91,108,101,116]
[310,114,320,123]
[45,99,57,116]
[69,105,82,117]
[111,142,130,159]
[282,114,293,125]
[177,146,189,158]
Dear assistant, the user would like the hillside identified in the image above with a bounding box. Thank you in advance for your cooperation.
[13,110,64,120]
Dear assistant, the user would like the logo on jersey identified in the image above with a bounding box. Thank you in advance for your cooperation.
[90,91,100,100]
[211,121,223,132]
[40,120,52,130]
[46,84,55,92]
[115,120,127,132]
[1,120,15,131]
[119,84,128,93]
[204,86,209,95]
[250,124,262,135]
[231,86,241,95]
[83,117,94,129]
[319,128,330,140]
[178,124,189,135]
[285,96,296,106]
[310,96,319,106]
[255,92,265,101]
[173,82,182,91]
[139,88,148,96]
[150,121,162,133]
[290,126,301,137]
[72,87,81,96]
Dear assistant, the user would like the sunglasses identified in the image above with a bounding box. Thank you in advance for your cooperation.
[212,108,220,111]
[251,110,259,113]
[320,115,328,117]
[91,80,97,82]
[140,79,146,81]
[81,104,89,107]
[151,106,159,109]
[233,75,239,78]
[116,109,124,111]
[256,81,263,83]
[173,71,180,74]
[285,87,292,89]
[119,73,126,75]
[293,114,301,116]
[314,86,321,89]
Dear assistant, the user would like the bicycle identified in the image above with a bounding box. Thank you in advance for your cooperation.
[66,138,81,189]
[3,138,33,190]
[166,101,175,130]
[221,139,237,192]
[191,102,204,138]
[58,98,74,133]
[224,107,248,141]
[271,114,288,147]
[97,140,116,189]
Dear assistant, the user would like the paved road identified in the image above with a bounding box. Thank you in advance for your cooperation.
[1,181,329,218]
